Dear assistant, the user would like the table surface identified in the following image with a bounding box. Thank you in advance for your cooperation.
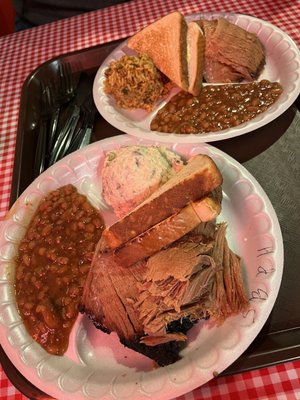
[0,0,300,399]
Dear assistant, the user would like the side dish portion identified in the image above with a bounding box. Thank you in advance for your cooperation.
[15,185,105,355]
[151,80,283,134]
[104,54,170,111]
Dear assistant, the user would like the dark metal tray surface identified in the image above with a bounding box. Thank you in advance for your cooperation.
[4,40,300,399]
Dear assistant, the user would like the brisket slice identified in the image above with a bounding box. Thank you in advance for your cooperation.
[198,18,265,82]
[79,251,145,341]
[136,234,216,337]
[79,247,195,366]
[208,223,249,322]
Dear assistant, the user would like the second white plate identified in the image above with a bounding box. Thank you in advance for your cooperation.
[93,12,300,143]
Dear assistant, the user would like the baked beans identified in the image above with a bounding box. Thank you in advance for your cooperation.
[150,80,283,134]
[15,184,105,355]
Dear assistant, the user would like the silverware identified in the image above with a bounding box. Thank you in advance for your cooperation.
[33,63,77,176]
[48,73,95,166]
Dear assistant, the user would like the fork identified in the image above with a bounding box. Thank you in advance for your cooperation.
[58,63,75,102]
[48,64,75,149]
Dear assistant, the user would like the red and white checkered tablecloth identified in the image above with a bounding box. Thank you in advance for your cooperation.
[0,0,299,399]
[0,359,299,400]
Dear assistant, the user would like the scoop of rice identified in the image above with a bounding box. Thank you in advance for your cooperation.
[101,145,184,218]
[104,54,168,111]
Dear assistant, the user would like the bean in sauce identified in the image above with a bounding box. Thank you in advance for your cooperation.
[150,80,283,134]
[15,184,105,355]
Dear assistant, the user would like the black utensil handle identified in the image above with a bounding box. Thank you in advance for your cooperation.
[55,113,81,161]
[33,120,47,177]
[77,126,92,150]
[48,107,60,153]
[48,104,80,165]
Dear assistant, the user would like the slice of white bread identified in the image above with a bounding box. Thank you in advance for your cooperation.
[127,11,189,92]
[187,21,205,96]
[100,154,223,251]
[127,12,205,96]
[113,196,221,267]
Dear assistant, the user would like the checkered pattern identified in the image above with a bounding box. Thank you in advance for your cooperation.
[0,368,26,400]
[0,0,299,398]
[0,360,299,399]
[177,360,300,400]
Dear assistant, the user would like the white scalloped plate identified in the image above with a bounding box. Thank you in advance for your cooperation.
[93,12,300,143]
[0,136,283,400]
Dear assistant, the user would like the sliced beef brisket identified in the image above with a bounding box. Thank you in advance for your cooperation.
[79,251,145,341]
[79,250,189,366]
[198,18,265,82]
[136,234,216,337]
[80,223,249,366]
